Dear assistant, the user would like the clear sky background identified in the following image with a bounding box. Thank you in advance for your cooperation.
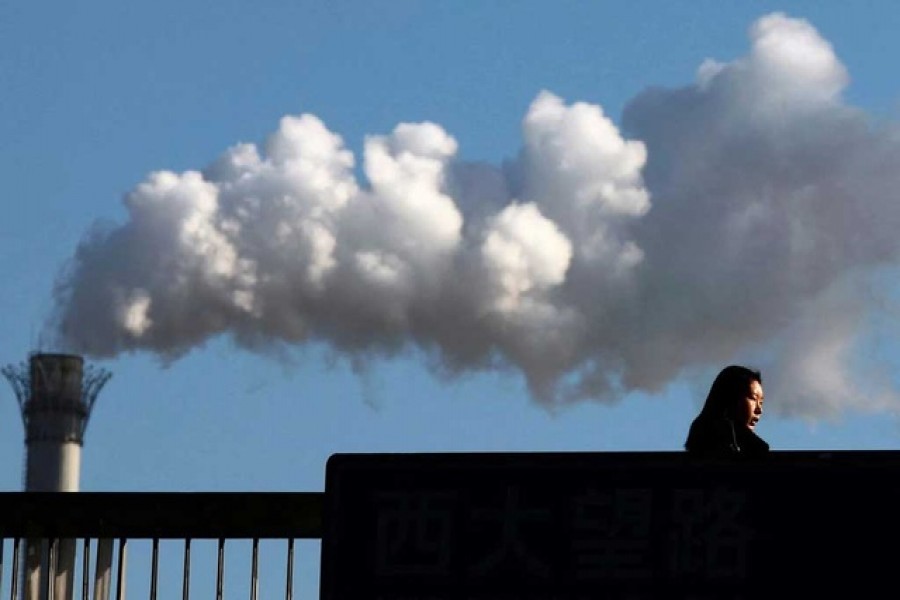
[3,1,900,596]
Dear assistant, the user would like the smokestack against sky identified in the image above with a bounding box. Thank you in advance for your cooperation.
[2,354,111,600]
[1,353,111,491]
[50,13,900,418]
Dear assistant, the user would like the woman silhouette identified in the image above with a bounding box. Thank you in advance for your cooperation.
[685,365,769,456]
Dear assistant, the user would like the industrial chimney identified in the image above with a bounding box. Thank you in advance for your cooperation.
[3,353,111,491]
[2,352,112,600]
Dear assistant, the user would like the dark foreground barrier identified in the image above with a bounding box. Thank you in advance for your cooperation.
[321,451,900,599]
[0,493,323,599]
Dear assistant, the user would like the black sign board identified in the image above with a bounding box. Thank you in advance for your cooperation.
[321,451,900,599]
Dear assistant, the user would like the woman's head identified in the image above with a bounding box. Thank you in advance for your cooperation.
[701,365,764,429]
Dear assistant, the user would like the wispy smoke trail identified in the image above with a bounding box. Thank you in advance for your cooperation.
[51,13,900,416]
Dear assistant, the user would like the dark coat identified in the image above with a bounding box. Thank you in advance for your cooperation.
[685,415,769,457]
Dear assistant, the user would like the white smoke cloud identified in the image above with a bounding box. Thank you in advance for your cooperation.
[619,11,900,414]
[51,12,900,417]
[480,202,572,313]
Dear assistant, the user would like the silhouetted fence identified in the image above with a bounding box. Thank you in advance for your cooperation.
[0,493,323,600]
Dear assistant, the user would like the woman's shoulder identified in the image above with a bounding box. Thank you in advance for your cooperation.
[686,415,770,456]
[685,415,739,455]
[736,426,770,454]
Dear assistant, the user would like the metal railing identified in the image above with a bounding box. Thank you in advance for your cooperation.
[0,493,324,600]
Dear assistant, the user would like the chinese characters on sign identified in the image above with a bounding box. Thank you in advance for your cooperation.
[668,488,752,579]
[571,487,653,581]
[375,491,456,577]
[371,484,752,590]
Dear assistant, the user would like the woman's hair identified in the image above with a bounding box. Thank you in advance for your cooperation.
[697,365,762,421]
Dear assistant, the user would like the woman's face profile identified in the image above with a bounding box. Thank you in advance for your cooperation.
[739,380,764,430]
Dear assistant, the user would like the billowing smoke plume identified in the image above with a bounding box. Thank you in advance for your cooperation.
[52,13,900,417]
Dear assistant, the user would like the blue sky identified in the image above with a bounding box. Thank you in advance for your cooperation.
[3,1,900,596]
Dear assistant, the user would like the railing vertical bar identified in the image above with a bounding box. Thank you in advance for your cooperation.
[215,538,225,600]
[284,538,294,600]
[115,538,127,600]
[9,539,19,600]
[250,538,259,600]
[82,538,91,600]
[46,539,57,600]
[149,538,159,600]
[181,539,191,600]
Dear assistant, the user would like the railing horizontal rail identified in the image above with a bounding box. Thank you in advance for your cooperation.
[0,493,324,539]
